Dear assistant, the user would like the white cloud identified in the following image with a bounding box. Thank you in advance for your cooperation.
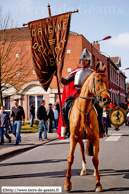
[108,32,129,48]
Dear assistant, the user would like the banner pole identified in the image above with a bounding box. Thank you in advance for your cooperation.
[22,9,79,26]
[47,4,64,128]
[56,74,64,127]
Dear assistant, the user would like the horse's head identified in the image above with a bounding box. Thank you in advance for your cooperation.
[91,62,111,107]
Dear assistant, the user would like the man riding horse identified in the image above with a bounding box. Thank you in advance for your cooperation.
[59,48,105,138]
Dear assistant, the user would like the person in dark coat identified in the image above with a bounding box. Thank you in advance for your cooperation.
[30,102,35,127]
[0,106,11,145]
[47,103,54,133]
[37,100,48,140]
[11,99,25,145]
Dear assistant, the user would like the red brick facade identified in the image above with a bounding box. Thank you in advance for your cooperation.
[1,27,126,120]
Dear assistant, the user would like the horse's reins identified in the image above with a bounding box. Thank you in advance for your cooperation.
[77,72,109,138]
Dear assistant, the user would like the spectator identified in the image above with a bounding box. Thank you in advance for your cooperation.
[0,106,11,145]
[55,101,60,113]
[125,105,129,126]
[47,103,54,133]
[37,100,48,140]
[108,102,115,109]
[11,99,25,145]
[53,104,59,131]
[30,102,35,127]
[103,107,109,137]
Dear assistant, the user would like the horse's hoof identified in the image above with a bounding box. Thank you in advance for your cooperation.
[95,185,103,192]
[64,183,72,191]
[80,169,86,176]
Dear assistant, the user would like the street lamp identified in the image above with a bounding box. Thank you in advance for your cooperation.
[93,36,112,44]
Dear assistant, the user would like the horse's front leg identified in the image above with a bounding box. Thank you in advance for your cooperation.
[64,134,77,191]
[92,137,103,192]
[78,139,87,176]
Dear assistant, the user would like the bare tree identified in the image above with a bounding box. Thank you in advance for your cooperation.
[0,8,33,106]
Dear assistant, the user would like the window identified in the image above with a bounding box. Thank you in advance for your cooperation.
[67,50,71,54]
[16,71,20,75]
[3,97,10,115]
[33,70,36,74]
[67,68,71,72]
[16,54,19,58]
[28,95,43,118]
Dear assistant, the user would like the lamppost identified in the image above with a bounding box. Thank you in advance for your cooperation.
[91,36,112,70]
[93,36,112,44]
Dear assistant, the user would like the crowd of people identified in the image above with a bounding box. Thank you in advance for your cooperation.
[0,97,129,145]
[0,99,60,145]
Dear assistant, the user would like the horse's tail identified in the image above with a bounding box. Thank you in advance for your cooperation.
[86,139,93,156]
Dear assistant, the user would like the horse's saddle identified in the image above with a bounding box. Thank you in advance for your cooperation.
[62,96,75,128]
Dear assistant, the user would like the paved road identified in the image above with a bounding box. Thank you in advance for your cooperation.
[0,126,129,194]
[0,132,58,162]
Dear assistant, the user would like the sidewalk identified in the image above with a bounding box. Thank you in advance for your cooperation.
[0,131,59,162]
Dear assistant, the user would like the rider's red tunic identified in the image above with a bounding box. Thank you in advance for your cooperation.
[57,66,81,139]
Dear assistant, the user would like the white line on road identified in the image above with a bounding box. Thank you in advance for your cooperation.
[105,134,123,141]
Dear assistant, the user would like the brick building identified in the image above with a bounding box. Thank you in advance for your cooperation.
[1,27,127,120]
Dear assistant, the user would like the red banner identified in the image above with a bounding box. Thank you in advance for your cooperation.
[29,12,71,91]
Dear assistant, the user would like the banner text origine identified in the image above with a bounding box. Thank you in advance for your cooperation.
[29,12,71,91]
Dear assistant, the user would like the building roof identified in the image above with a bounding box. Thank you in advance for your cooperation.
[0,27,79,42]
[0,27,31,42]
[111,57,121,67]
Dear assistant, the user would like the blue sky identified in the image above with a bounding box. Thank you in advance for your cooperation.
[1,0,129,81]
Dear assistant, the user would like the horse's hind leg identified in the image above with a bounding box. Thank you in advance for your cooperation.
[78,139,87,176]
[92,137,103,192]
[64,134,77,191]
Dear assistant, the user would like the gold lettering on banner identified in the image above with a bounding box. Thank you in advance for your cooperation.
[38,45,43,52]
[57,43,62,50]
[48,49,52,55]
[48,39,55,45]
[54,23,56,32]
[50,58,55,66]
[61,37,66,43]
[43,48,46,55]
[55,47,58,54]
[58,24,61,31]
[63,22,67,29]
[48,26,53,33]
[44,58,48,66]
[32,43,38,49]
[56,55,61,64]
[32,29,36,36]
[38,28,42,35]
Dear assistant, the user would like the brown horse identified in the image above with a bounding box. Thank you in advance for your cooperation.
[64,63,111,192]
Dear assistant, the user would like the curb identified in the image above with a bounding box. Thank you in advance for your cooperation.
[0,137,58,162]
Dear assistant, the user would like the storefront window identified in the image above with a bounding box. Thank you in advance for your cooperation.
[28,95,43,118]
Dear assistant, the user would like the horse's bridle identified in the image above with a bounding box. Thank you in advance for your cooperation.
[77,72,109,130]
[79,72,109,103]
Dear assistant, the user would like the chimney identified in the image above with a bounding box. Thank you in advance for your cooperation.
[93,41,100,51]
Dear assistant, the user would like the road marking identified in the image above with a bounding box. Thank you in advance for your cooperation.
[105,134,123,141]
